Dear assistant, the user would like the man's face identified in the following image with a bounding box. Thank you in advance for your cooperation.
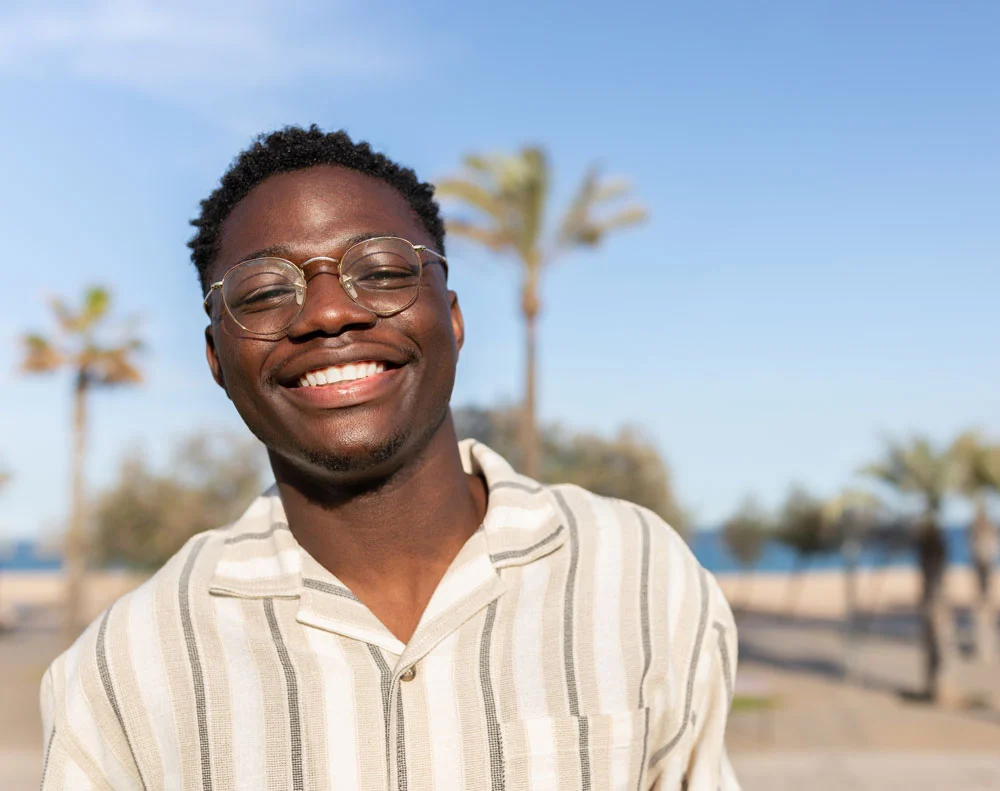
[204,165,463,480]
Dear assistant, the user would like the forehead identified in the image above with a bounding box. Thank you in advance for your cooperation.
[214,166,428,274]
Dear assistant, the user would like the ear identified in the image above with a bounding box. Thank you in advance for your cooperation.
[204,324,229,396]
[449,291,465,353]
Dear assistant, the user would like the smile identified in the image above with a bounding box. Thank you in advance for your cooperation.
[296,361,387,388]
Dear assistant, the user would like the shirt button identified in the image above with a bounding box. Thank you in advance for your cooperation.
[400,666,417,682]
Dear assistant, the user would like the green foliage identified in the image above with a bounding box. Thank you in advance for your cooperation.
[776,485,838,558]
[454,406,685,532]
[951,431,1000,495]
[862,436,955,517]
[21,286,143,386]
[722,497,772,569]
[438,146,647,272]
[92,432,266,570]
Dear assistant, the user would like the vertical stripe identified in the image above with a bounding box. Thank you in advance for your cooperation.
[552,490,591,790]
[634,509,653,710]
[634,510,653,791]
[479,599,505,791]
[244,602,291,788]
[67,629,137,788]
[130,579,182,790]
[368,644,395,788]
[590,496,628,712]
[41,725,56,786]
[511,562,553,719]
[395,685,408,791]
[96,607,147,790]
[178,535,212,791]
[280,612,332,791]
[649,568,710,767]
[423,631,464,789]
[713,622,734,705]
[215,597,266,790]
[304,628,361,791]
[264,598,305,791]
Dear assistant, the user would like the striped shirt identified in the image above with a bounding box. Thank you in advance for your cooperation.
[40,440,740,790]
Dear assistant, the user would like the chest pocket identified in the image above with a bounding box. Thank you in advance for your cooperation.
[500,707,651,791]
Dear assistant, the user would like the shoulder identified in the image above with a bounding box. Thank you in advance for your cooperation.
[546,481,734,638]
[43,527,226,708]
[546,482,690,561]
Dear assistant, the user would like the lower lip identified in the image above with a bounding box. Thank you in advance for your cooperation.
[280,367,404,408]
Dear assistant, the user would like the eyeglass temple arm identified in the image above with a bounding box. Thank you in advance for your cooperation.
[414,245,448,275]
[203,282,223,311]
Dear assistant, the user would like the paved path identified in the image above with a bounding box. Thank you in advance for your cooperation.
[732,752,1000,791]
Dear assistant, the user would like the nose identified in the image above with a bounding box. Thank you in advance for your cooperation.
[284,268,376,338]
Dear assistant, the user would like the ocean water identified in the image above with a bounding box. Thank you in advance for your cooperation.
[689,526,972,574]
[0,528,975,574]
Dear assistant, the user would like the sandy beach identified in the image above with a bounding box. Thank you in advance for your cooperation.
[3,564,999,625]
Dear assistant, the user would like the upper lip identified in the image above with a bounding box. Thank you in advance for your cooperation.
[274,344,410,386]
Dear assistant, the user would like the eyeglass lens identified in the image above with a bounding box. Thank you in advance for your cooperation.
[222,237,422,335]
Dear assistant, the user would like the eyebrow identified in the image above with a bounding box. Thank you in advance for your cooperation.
[233,232,395,266]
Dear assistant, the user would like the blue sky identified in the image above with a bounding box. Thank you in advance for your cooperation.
[0,0,996,539]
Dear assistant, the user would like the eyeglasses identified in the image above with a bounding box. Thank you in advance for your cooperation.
[203,236,447,337]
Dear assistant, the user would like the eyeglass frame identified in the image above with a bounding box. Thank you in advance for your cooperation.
[202,236,448,337]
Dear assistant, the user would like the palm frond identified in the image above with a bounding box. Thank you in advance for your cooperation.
[435,179,507,225]
[20,333,65,372]
[444,220,513,252]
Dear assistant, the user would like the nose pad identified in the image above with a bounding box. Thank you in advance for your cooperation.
[295,286,305,306]
[342,276,359,300]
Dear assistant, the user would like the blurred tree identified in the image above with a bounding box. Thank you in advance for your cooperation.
[20,286,143,635]
[775,486,838,616]
[93,433,266,571]
[438,149,647,479]
[454,406,684,531]
[721,497,772,612]
[952,430,1000,661]
[863,437,956,701]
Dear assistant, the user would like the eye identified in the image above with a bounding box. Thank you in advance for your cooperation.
[232,284,300,311]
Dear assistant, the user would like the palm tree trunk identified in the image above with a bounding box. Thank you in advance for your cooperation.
[918,522,950,701]
[970,499,997,662]
[65,372,88,638]
[520,277,540,479]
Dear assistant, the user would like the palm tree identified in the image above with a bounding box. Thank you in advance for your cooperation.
[775,486,837,616]
[437,148,647,477]
[952,431,1000,661]
[863,437,955,701]
[21,286,142,636]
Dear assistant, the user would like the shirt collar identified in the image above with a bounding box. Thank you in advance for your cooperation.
[208,439,566,601]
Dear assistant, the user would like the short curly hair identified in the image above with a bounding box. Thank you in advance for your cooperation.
[188,125,445,291]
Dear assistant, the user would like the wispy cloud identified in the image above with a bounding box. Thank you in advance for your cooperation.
[0,0,412,113]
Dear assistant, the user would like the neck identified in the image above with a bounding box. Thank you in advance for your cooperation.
[269,416,487,591]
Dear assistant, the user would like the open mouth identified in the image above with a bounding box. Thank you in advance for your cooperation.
[291,360,400,388]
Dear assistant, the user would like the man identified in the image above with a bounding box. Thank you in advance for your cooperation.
[40,126,740,790]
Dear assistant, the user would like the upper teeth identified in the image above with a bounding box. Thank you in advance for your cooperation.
[297,361,386,387]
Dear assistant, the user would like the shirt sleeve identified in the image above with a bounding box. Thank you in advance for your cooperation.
[648,572,741,791]
[39,634,145,790]
[682,607,740,790]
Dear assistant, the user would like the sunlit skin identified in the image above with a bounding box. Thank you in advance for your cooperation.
[204,166,487,643]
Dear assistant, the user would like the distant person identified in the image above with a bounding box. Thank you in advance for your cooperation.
[39,126,740,790]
